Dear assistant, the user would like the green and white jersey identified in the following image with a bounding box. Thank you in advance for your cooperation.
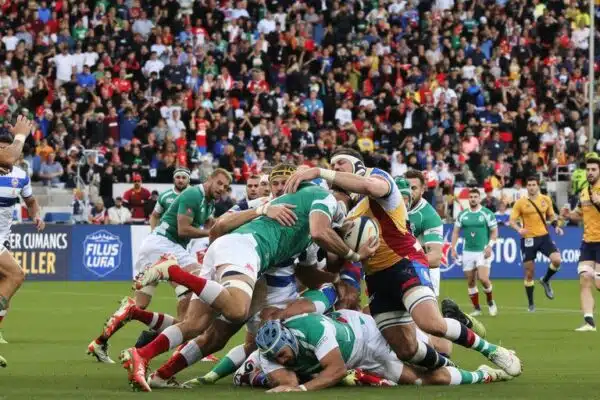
[408,198,444,246]
[153,188,180,216]
[260,312,357,376]
[155,185,214,248]
[234,184,337,276]
[455,206,497,252]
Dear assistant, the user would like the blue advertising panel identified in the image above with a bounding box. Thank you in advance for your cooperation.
[10,224,70,281]
[440,225,582,279]
[69,225,133,281]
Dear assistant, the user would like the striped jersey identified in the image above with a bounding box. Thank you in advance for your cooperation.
[0,167,32,240]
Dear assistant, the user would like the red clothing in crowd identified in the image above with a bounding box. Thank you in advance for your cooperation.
[123,186,151,220]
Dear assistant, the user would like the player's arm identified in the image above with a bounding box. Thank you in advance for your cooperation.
[563,201,583,223]
[149,197,164,230]
[285,167,391,198]
[310,212,376,262]
[209,199,297,242]
[0,116,32,168]
[509,201,525,234]
[176,191,210,238]
[422,216,444,268]
[301,347,347,391]
[450,221,461,256]
[23,195,44,231]
[266,368,300,388]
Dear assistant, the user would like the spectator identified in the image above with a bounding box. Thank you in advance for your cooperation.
[108,197,132,224]
[122,173,151,223]
[39,153,64,187]
[482,187,500,213]
[144,190,159,220]
[72,189,89,224]
[495,201,511,226]
[88,198,108,225]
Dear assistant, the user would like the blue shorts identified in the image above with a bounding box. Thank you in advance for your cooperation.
[365,258,432,317]
[579,242,600,264]
[520,234,558,262]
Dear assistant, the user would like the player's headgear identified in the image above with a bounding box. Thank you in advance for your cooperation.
[256,320,299,361]
[269,163,297,183]
[174,168,191,179]
[331,148,366,176]
[395,176,412,209]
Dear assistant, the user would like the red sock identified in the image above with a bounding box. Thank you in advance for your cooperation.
[0,313,5,327]
[168,266,207,295]
[469,292,480,309]
[138,333,170,360]
[485,290,493,303]
[131,307,155,325]
[156,352,188,379]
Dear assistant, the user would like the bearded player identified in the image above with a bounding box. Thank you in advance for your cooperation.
[87,169,228,363]
[450,188,498,316]
[284,148,521,378]
[562,157,600,331]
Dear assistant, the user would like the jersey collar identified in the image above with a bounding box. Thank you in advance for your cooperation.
[469,205,482,213]
[409,198,427,214]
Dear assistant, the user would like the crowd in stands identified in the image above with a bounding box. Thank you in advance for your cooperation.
[0,0,598,222]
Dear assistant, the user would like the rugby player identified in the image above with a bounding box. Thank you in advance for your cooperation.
[509,176,563,312]
[403,170,444,296]
[451,188,498,316]
[122,175,366,391]
[284,148,521,377]
[0,127,44,365]
[0,116,39,367]
[259,174,270,197]
[87,169,228,363]
[562,157,600,331]
[251,310,511,393]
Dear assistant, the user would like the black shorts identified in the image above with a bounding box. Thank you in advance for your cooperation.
[365,258,433,318]
[579,242,600,264]
[520,234,557,262]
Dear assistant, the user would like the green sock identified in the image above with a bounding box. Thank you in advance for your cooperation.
[471,337,497,358]
[448,367,487,385]
[204,344,247,382]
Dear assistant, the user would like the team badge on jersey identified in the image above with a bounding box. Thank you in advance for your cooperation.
[11,177,18,195]
[83,230,123,278]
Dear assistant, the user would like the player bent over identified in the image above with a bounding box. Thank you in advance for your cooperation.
[121,182,371,391]
[562,157,600,331]
[509,176,563,312]
[87,169,227,363]
[451,189,498,316]
[284,148,521,378]
[0,118,43,367]
[251,310,512,393]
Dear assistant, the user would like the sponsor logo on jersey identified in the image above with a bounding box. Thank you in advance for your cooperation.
[83,230,123,277]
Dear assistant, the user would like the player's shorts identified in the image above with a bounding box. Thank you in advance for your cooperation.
[462,251,492,272]
[244,277,299,335]
[429,267,441,297]
[520,234,558,262]
[199,233,261,282]
[135,234,197,274]
[579,242,600,264]
[187,237,210,265]
[340,309,404,383]
[365,258,436,330]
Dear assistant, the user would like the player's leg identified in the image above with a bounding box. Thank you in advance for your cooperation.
[403,260,521,376]
[0,248,24,346]
[148,318,243,389]
[429,267,441,297]
[462,252,480,315]
[398,363,511,385]
[121,298,215,391]
[539,236,560,299]
[576,259,597,331]
[476,254,496,316]
[521,237,538,311]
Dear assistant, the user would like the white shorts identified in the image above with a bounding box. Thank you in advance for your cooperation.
[462,251,492,272]
[341,310,404,383]
[187,237,210,265]
[135,234,197,274]
[199,233,261,282]
[429,268,441,297]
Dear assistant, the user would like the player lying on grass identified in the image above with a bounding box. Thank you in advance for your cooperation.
[122,179,374,391]
[249,310,512,393]
[87,169,229,364]
[284,148,522,377]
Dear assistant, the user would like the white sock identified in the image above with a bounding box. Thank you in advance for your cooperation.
[468,287,478,295]
[444,318,462,341]
[149,314,175,332]
[226,344,248,367]
[408,340,427,363]
[446,366,462,385]
[483,285,492,293]
[162,326,184,350]
[180,341,203,365]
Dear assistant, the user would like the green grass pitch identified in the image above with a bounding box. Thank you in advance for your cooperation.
[0,280,596,399]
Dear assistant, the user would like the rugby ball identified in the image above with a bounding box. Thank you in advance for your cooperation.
[343,216,380,252]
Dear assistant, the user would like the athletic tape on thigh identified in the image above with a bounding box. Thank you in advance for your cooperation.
[373,311,413,330]
[138,285,156,297]
[577,263,594,275]
[403,286,436,315]
[220,265,256,282]
[223,279,254,298]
